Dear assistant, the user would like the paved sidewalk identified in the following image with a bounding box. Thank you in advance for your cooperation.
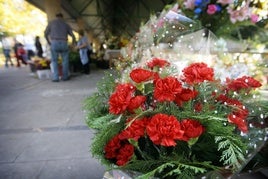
[0,65,106,179]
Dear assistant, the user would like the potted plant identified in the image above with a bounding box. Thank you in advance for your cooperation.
[69,50,82,73]
[32,57,51,79]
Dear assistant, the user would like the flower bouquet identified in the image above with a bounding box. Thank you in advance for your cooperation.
[84,3,267,179]
[85,56,267,178]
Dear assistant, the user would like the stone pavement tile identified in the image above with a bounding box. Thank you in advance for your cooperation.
[37,158,105,179]
[0,133,35,163]
[67,110,88,126]
[0,66,108,178]
[0,87,93,130]
[15,130,95,162]
[0,161,46,179]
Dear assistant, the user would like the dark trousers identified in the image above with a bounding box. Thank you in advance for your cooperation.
[16,55,28,67]
[83,62,90,74]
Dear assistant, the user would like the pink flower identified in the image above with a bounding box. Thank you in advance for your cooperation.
[183,0,195,10]
[217,0,233,5]
[207,4,218,15]
[227,3,251,23]
[251,14,259,23]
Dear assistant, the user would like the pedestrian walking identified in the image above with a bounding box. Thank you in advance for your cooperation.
[1,37,14,67]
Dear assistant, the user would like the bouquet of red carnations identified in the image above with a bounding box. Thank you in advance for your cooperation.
[85,57,267,178]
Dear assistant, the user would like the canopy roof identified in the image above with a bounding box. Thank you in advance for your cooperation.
[26,0,176,43]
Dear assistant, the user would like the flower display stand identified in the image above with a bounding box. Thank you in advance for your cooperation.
[36,70,51,80]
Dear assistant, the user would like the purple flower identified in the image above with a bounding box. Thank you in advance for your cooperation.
[216,4,222,12]
[195,0,203,6]
[194,7,202,14]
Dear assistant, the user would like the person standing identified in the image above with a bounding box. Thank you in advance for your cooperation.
[44,13,76,82]
[1,37,14,68]
[13,39,28,67]
[76,29,91,74]
[24,40,35,61]
[35,36,43,58]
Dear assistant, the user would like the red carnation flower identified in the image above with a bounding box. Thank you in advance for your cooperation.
[216,94,249,133]
[182,62,214,84]
[109,83,136,115]
[127,95,147,113]
[147,57,170,69]
[180,119,205,141]
[226,76,262,92]
[119,117,148,141]
[130,68,156,83]
[115,83,136,93]
[146,113,184,146]
[216,94,243,107]
[104,134,134,166]
[116,144,134,166]
[109,91,132,115]
[104,135,121,159]
[194,102,203,112]
[215,94,229,103]
[228,108,249,133]
[174,88,198,106]
[154,76,182,102]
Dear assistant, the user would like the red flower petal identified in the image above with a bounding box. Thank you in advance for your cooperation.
[130,68,156,83]
[175,88,198,106]
[127,95,147,113]
[180,119,205,141]
[154,76,182,102]
[147,58,170,69]
[146,113,184,146]
[182,62,214,84]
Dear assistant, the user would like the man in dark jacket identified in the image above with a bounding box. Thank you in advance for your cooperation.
[44,13,76,82]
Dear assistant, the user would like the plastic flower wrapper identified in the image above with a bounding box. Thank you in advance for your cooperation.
[120,4,244,82]
[84,3,268,179]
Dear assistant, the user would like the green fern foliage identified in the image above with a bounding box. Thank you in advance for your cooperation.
[91,120,125,164]
[215,136,247,170]
[83,71,119,129]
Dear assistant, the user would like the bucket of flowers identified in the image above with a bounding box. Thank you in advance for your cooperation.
[33,57,51,79]
[84,57,267,178]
